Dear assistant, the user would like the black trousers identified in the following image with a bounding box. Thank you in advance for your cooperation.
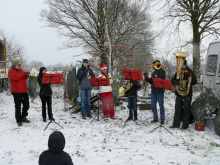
[173,96,192,129]
[40,96,53,120]
[12,92,30,123]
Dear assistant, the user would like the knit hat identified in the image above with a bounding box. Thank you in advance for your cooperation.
[12,59,21,65]
[83,59,88,63]
[39,67,47,74]
[152,60,160,65]
[100,63,107,70]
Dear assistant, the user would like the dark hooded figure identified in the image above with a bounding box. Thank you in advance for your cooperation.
[39,131,74,165]
[37,67,54,122]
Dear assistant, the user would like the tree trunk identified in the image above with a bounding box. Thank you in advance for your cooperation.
[192,21,201,79]
[192,41,200,78]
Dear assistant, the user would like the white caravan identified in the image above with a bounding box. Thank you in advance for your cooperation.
[203,40,220,94]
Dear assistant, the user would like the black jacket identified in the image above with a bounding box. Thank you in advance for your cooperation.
[76,65,95,90]
[145,68,166,93]
[126,80,141,96]
[39,131,73,165]
[37,73,52,96]
[171,66,197,97]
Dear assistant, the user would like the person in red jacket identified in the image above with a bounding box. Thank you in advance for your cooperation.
[8,59,30,126]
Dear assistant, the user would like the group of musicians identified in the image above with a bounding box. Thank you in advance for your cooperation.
[8,54,197,130]
[76,54,197,130]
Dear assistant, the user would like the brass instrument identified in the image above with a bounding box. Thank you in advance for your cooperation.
[154,62,162,70]
[174,52,192,96]
[119,82,133,96]
[103,72,112,81]
[86,68,91,78]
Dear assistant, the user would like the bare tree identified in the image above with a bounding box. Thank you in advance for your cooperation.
[40,0,153,68]
[160,0,220,76]
[27,60,45,71]
[0,30,26,68]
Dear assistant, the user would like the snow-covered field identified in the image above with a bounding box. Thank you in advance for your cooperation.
[0,89,220,165]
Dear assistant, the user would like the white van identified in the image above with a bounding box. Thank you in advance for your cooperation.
[203,40,220,93]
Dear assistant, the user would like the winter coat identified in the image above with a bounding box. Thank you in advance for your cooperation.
[126,80,141,96]
[145,68,166,93]
[98,72,113,93]
[76,65,95,90]
[8,67,29,93]
[39,131,74,165]
[171,66,197,97]
[37,73,52,96]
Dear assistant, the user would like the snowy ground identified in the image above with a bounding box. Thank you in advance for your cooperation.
[0,89,220,165]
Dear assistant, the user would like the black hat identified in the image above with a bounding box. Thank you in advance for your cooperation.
[184,59,187,65]
[83,59,88,63]
[39,67,46,74]
[152,60,160,64]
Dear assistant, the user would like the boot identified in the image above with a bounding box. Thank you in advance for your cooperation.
[22,117,30,123]
[127,117,133,121]
[17,122,22,126]
[151,119,158,123]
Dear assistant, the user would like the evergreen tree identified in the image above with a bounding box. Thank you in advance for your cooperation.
[66,66,79,101]
[28,76,39,102]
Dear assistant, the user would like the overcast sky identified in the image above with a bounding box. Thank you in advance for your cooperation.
[0,0,85,66]
[0,0,217,67]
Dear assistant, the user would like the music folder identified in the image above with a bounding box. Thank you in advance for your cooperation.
[152,78,173,91]
[42,73,63,84]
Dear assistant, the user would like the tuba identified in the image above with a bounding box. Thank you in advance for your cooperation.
[174,52,192,96]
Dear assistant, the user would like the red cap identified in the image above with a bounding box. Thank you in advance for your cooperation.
[100,63,107,70]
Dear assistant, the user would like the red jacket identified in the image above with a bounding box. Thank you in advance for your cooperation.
[8,68,29,93]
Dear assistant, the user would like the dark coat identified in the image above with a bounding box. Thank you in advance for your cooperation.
[76,65,95,90]
[39,131,73,165]
[126,80,141,96]
[37,74,52,96]
[171,66,197,97]
[37,67,52,96]
[145,68,166,93]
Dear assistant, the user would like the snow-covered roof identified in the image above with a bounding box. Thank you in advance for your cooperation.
[210,40,220,44]
[0,37,6,45]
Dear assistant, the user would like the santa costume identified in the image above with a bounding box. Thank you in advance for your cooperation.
[98,63,115,118]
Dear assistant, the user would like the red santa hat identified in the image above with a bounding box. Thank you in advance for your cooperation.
[100,63,107,70]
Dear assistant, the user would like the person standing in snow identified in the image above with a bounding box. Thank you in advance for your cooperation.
[39,131,74,165]
[126,80,142,120]
[76,59,95,119]
[8,59,30,126]
[144,60,166,125]
[98,63,115,119]
[37,67,54,122]
[170,59,197,130]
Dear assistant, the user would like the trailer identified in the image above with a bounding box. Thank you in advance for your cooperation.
[0,37,7,92]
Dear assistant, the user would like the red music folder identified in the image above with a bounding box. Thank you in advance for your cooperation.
[123,69,143,81]
[42,73,63,84]
[90,78,110,86]
[152,78,173,91]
